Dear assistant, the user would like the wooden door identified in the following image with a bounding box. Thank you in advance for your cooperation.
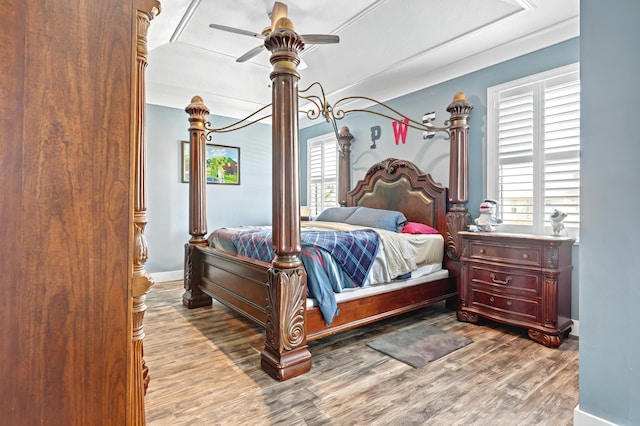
[0,0,159,423]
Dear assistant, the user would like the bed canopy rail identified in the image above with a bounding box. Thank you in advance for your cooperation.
[182,13,472,381]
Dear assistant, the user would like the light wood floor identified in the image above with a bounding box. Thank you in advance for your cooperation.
[144,280,578,426]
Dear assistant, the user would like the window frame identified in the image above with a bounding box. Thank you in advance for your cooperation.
[307,132,339,217]
[486,62,580,239]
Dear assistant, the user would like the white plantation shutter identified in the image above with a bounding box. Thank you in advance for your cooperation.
[308,133,338,217]
[495,88,535,226]
[487,63,580,239]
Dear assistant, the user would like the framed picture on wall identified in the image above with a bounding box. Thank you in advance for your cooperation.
[181,141,240,185]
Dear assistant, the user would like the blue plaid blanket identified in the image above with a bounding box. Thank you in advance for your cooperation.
[231,228,380,288]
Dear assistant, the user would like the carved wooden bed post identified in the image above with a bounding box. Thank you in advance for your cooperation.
[338,126,354,206]
[182,96,213,308]
[260,16,312,381]
[444,92,474,284]
[131,1,160,424]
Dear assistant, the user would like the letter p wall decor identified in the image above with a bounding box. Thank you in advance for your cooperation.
[370,125,381,149]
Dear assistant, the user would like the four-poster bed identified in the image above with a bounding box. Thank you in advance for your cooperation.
[182,13,473,381]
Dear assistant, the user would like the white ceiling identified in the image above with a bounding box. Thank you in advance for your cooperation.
[146,0,579,120]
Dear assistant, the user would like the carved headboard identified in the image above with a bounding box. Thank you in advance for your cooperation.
[346,158,447,235]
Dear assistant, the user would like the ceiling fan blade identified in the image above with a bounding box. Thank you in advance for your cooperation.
[301,34,340,44]
[270,1,289,29]
[209,23,264,39]
[236,45,266,63]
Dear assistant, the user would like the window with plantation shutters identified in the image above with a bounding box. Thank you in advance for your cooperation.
[307,133,338,217]
[487,63,580,239]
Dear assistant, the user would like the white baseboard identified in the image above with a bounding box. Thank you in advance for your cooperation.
[574,404,619,425]
[150,270,183,283]
[570,319,579,337]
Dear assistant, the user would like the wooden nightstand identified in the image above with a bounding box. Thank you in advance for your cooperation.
[457,231,575,348]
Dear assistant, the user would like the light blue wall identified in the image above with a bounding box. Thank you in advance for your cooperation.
[578,1,640,424]
[300,37,581,318]
[145,104,272,273]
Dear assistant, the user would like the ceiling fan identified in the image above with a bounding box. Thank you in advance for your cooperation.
[209,1,340,64]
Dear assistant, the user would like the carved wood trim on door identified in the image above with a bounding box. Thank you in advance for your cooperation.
[131,1,161,424]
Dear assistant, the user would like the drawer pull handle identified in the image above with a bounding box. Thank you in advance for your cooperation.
[480,249,485,254]
[507,301,513,306]
[490,297,495,302]
[522,253,529,260]
[490,273,512,285]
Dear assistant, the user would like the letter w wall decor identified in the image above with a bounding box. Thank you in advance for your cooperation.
[392,118,410,144]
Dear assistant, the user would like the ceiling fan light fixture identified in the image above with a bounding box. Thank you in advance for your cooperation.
[273,16,295,31]
[209,1,340,65]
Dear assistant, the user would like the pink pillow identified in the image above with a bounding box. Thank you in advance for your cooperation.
[402,222,439,235]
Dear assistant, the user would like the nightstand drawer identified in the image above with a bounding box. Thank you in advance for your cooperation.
[468,241,542,267]
[468,264,541,297]
[470,288,541,323]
